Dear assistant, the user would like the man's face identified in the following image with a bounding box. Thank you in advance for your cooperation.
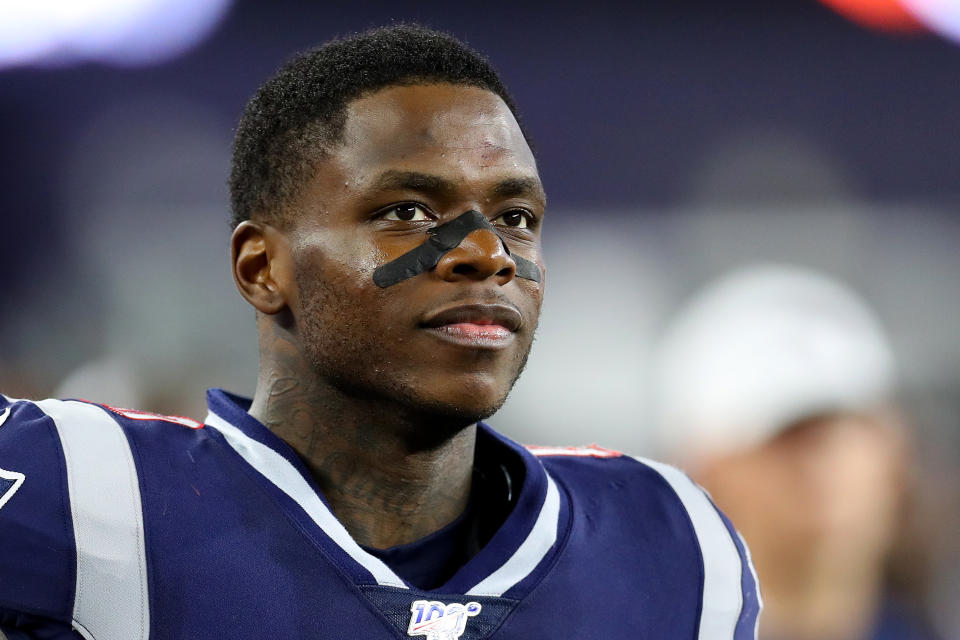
[697,412,905,574]
[282,84,546,424]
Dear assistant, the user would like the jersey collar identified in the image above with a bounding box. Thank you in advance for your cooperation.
[203,388,567,598]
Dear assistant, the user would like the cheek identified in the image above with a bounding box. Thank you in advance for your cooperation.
[521,265,545,310]
[290,243,385,343]
[529,248,546,294]
[528,281,545,314]
[293,228,386,292]
[534,259,546,295]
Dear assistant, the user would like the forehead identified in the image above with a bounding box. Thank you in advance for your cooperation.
[333,83,537,181]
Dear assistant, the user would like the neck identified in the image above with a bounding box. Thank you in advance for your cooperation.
[249,321,476,549]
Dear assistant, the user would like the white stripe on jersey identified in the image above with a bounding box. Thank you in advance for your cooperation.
[737,529,763,639]
[205,409,408,589]
[34,399,150,640]
[466,474,560,597]
[633,456,746,640]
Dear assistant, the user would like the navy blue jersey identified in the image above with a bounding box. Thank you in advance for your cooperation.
[0,390,760,639]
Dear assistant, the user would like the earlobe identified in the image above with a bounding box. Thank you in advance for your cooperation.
[231,221,290,314]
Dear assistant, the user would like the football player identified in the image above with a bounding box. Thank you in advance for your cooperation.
[0,25,759,639]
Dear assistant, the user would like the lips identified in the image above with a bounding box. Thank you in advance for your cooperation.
[420,303,522,348]
[421,303,522,332]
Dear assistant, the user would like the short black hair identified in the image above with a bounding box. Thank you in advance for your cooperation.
[229,24,525,228]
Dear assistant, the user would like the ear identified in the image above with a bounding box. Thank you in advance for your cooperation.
[230,221,293,315]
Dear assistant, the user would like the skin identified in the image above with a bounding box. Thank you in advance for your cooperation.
[230,84,546,549]
[694,411,907,640]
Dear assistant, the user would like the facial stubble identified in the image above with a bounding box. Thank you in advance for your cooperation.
[294,267,537,431]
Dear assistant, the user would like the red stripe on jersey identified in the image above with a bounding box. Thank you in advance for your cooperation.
[525,444,622,458]
[100,403,204,429]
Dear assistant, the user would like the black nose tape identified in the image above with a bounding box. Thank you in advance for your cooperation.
[372,210,541,288]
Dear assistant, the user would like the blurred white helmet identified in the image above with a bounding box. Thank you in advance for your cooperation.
[652,264,896,460]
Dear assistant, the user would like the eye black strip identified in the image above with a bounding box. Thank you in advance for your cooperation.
[372,210,542,288]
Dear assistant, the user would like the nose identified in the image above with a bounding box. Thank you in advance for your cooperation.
[434,228,516,285]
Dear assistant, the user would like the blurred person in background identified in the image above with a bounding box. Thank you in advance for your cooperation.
[652,264,940,640]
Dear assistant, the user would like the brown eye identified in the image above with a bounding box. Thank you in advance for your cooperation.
[494,209,529,229]
[383,203,430,221]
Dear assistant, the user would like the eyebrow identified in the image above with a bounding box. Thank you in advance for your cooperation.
[368,170,546,207]
[492,177,546,205]
[369,170,458,197]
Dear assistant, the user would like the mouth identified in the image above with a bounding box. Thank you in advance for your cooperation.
[420,303,522,348]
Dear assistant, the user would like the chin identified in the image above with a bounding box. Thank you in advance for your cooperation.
[416,388,508,425]
[395,376,512,431]
[443,371,516,413]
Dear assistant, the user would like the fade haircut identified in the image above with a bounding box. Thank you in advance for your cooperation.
[229,24,525,228]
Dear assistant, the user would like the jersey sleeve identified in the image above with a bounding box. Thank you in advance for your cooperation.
[0,397,77,626]
[0,609,84,639]
[632,455,762,640]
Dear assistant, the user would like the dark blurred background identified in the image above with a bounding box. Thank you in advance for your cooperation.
[1,0,958,636]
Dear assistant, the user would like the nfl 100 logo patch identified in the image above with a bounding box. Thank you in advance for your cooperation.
[407,600,482,639]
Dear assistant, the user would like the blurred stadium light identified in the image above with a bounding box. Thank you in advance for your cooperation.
[901,0,960,43]
[818,0,927,32]
[0,0,233,68]
[820,0,960,43]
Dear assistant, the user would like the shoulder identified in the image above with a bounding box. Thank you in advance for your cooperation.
[1,395,205,463]
[530,444,763,640]
[0,396,78,621]
[527,443,695,501]
[0,395,203,438]
[529,444,733,545]
[0,395,204,497]
[529,444,724,520]
[0,395,202,624]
